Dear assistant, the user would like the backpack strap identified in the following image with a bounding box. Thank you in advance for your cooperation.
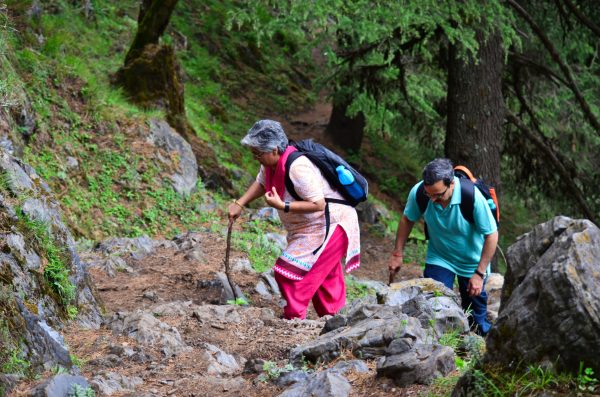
[284,151,303,201]
[415,183,429,215]
[415,183,430,239]
[459,178,475,224]
[310,198,348,255]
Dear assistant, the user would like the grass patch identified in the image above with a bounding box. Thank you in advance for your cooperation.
[15,210,76,310]
[345,275,376,303]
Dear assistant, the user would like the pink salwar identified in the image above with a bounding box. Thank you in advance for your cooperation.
[274,226,349,319]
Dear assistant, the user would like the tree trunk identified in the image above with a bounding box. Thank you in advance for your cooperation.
[446,31,504,271]
[326,97,365,153]
[125,0,179,64]
[446,31,504,192]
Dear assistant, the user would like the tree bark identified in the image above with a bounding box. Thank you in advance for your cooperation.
[125,0,179,64]
[445,31,504,193]
[326,99,365,152]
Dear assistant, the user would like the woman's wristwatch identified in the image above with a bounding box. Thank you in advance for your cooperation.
[284,201,290,213]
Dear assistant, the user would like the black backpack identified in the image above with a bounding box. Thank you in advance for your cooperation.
[284,139,368,253]
[416,165,499,238]
[284,139,368,206]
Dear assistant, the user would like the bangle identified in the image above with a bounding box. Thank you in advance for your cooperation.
[233,200,244,209]
[391,252,402,257]
[474,269,485,279]
[284,201,290,213]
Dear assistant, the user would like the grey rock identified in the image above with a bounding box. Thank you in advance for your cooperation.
[485,217,600,374]
[66,157,79,169]
[184,247,204,262]
[232,257,255,273]
[356,200,389,224]
[192,304,242,324]
[172,231,203,250]
[96,236,156,260]
[331,359,369,374]
[6,233,41,270]
[91,371,143,396]
[261,270,281,296]
[201,343,243,376]
[380,278,469,336]
[290,305,424,364]
[0,374,23,395]
[255,280,273,300]
[275,370,310,387]
[377,343,455,386]
[279,370,352,397]
[147,119,197,196]
[151,301,192,316]
[31,374,90,397]
[251,207,280,223]
[265,232,287,251]
[0,134,14,155]
[108,311,190,357]
[88,354,123,368]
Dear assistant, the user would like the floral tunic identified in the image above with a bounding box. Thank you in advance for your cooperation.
[257,155,361,280]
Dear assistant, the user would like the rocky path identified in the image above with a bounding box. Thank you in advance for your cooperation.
[11,223,429,396]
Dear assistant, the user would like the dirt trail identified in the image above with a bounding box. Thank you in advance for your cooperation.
[11,104,428,397]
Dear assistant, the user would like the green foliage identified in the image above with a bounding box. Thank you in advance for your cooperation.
[232,219,282,273]
[466,361,598,396]
[344,275,376,303]
[70,384,95,397]
[0,318,30,376]
[578,362,598,393]
[227,297,249,306]
[258,360,295,382]
[16,211,76,308]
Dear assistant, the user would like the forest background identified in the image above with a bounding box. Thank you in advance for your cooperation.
[0,0,599,395]
[1,0,599,295]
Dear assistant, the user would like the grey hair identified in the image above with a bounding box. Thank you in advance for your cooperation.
[422,158,454,186]
[240,119,288,153]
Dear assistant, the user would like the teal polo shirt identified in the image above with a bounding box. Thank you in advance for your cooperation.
[403,176,497,278]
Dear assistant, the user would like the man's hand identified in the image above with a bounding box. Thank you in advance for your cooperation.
[265,187,284,210]
[467,274,484,297]
[388,253,403,283]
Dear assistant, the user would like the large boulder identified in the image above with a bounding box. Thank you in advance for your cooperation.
[290,280,466,386]
[0,149,102,383]
[485,216,600,373]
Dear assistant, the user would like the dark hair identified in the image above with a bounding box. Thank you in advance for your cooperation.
[422,158,454,186]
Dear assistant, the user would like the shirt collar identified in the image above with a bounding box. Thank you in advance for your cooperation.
[449,176,461,205]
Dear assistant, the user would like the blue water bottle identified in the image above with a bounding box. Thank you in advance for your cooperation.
[336,165,364,201]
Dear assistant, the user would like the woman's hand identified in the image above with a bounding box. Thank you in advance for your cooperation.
[228,201,243,221]
[264,187,284,210]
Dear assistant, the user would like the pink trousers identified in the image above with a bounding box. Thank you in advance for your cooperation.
[274,226,349,319]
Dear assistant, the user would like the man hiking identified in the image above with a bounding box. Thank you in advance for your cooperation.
[388,158,498,336]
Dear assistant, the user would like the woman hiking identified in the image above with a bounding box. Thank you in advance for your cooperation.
[228,120,361,320]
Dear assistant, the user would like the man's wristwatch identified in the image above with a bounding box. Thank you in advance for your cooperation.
[474,269,485,279]
[284,201,290,213]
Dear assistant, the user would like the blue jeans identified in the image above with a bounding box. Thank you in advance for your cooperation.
[424,264,491,336]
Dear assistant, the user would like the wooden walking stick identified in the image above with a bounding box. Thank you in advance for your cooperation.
[388,269,396,286]
[224,218,238,300]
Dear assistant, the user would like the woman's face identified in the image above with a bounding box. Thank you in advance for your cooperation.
[250,147,279,167]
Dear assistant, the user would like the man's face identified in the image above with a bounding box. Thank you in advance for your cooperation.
[424,180,453,204]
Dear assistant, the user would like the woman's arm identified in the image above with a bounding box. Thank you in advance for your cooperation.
[228,181,266,220]
[264,187,325,213]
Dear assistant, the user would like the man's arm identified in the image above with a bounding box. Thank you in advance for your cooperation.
[388,215,415,275]
[467,231,498,296]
